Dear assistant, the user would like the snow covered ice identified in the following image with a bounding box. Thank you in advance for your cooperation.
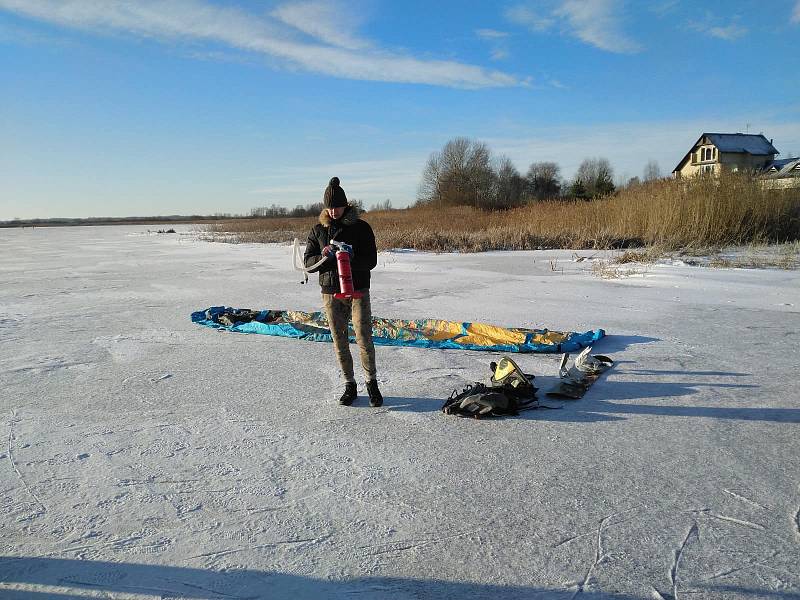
[1,225,799,599]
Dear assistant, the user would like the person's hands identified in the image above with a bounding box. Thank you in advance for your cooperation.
[322,245,336,259]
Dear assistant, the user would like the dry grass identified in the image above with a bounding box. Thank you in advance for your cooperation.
[204,173,800,253]
[612,245,667,264]
[591,261,644,279]
[706,244,800,270]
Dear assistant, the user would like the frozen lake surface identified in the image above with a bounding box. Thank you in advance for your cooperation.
[1,225,798,599]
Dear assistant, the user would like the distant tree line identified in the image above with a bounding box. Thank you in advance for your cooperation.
[417,136,663,210]
[250,203,325,218]
[250,198,379,219]
[0,214,236,228]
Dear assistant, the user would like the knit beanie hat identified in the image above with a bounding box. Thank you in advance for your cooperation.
[323,177,348,208]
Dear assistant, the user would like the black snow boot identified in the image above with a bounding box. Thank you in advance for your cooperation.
[366,380,383,407]
[338,382,357,406]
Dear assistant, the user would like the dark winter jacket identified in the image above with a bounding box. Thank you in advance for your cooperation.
[304,205,377,294]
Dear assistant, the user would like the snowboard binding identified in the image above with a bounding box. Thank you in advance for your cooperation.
[546,346,613,400]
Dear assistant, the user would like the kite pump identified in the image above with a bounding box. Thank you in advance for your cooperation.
[330,241,362,300]
[291,238,363,299]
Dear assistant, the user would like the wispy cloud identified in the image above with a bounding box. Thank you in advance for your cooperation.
[503,5,554,32]
[476,28,509,40]
[271,0,370,51]
[707,24,747,40]
[792,0,800,24]
[650,0,679,17]
[0,0,518,88]
[476,28,511,61]
[554,0,641,53]
[505,0,640,54]
[688,15,748,41]
[490,48,510,61]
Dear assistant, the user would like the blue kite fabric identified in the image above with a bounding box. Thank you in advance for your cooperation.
[191,306,605,354]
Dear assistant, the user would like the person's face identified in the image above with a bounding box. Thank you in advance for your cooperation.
[327,206,345,220]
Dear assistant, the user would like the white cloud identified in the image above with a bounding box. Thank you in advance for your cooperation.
[476,28,509,39]
[707,24,747,40]
[476,28,511,61]
[792,1,800,24]
[505,0,641,54]
[271,0,369,51]
[0,0,518,88]
[504,5,555,32]
[490,48,510,61]
[553,0,641,53]
[688,15,748,41]
[650,0,679,17]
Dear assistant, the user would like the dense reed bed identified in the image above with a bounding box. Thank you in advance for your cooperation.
[205,173,800,252]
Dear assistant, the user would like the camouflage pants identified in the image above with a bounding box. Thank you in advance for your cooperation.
[322,291,377,384]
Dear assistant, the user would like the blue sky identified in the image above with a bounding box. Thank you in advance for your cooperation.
[1,0,799,219]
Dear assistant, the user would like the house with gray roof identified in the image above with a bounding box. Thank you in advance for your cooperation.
[761,157,800,188]
[672,133,779,179]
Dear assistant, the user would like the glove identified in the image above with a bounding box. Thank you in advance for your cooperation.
[322,245,336,259]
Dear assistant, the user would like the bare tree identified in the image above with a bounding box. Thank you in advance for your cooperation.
[250,204,290,218]
[643,159,662,181]
[417,137,495,208]
[525,161,561,200]
[369,199,393,211]
[493,156,525,209]
[418,152,443,205]
[574,157,615,198]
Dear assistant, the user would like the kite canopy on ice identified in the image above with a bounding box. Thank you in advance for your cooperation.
[191,306,605,353]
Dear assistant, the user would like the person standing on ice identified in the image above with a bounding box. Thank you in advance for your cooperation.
[304,177,382,407]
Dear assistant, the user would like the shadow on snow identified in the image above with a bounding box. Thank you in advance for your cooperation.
[3,557,798,599]
[378,372,798,424]
[0,556,633,600]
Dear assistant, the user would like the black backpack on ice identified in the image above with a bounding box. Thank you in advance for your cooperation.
[441,357,539,418]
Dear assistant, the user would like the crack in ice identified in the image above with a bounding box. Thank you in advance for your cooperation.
[6,409,46,517]
[670,522,699,600]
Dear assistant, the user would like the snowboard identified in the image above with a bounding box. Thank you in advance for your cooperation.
[546,346,613,400]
